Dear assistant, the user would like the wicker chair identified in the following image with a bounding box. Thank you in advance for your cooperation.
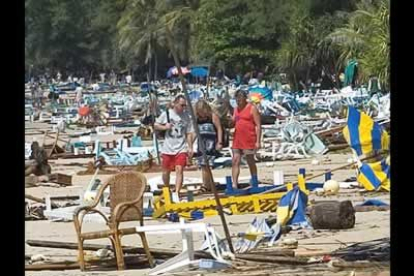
[73,171,154,271]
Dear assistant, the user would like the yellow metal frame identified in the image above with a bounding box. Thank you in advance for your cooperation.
[153,175,309,218]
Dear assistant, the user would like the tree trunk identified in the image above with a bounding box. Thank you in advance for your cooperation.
[309,200,355,229]
[154,52,158,81]
[292,71,298,91]
[148,55,152,83]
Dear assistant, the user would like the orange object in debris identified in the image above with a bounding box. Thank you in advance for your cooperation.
[78,106,91,117]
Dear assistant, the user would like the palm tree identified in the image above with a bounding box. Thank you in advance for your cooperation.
[273,3,316,90]
[117,0,166,81]
[156,0,201,64]
[325,0,390,89]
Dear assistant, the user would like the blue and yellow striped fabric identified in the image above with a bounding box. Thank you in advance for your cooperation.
[343,106,389,156]
[357,157,390,191]
[276,186,308,226]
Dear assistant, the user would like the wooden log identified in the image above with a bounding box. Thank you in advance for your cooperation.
[235,254,309,265]
[309,200,355,229]
[25,255,150,271]
[26,240,211,259]
[248,249,295,257]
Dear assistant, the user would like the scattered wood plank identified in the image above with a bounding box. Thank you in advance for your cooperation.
[331,260,389,269]
[328,144,350,151]
[354,205,390,212]
[295,250,333,257]
[48,153,95,159]
[25,195,58,208]
[235,254,309,265]
[26,255,150,271]
[26,240,212,259]
[247,249,295,257]
[48,173,72,186]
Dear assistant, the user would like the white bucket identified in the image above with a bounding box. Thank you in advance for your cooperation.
[273,170,284,186]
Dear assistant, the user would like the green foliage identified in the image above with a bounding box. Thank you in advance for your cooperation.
[25,0,390,89]
[326,0,390,89]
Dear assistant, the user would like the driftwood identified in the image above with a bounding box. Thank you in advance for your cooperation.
[26,255,151,271]
[26,239,211,259]
[235,254,309,265]
[309,200,355,229]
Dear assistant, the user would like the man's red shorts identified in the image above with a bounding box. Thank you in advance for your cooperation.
[161,153,188,171]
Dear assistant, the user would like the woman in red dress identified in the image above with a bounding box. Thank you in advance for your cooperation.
[231,90,261,189]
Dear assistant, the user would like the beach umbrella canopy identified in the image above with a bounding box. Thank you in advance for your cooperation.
[343,106,390,191]
[248,85,273,100]
[342,106,389,156]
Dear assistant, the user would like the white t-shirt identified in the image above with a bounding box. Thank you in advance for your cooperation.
[156,109,194,155]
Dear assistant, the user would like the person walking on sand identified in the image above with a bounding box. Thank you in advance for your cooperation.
[194,99,223,192]
[231,90,261,189]
[154,95,195,196]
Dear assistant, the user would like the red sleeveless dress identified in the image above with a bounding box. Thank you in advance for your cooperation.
[232,103,256,149]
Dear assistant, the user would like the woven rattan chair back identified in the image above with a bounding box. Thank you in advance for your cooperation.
[107,171,147,222]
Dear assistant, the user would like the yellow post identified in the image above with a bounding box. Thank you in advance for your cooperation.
[163,187,171,205]
[297,174,309,195]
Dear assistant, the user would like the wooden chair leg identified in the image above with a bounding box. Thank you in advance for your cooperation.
[109,236,118,262]
[139,232,155,268]
[77,238,86,271]
[113,233,126,270]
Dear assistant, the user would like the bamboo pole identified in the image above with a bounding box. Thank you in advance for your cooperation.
[164,24,234,253]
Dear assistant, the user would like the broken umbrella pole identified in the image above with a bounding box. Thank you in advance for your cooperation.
[165,23,235,254]
[260,154,377,195]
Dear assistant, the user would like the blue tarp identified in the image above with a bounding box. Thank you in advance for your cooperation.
[190,67,209,77]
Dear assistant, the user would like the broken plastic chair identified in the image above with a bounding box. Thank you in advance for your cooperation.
[274,120,312,159]
[134,218,230,275]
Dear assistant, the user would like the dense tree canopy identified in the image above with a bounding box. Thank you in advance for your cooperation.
[25,0,389,88]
